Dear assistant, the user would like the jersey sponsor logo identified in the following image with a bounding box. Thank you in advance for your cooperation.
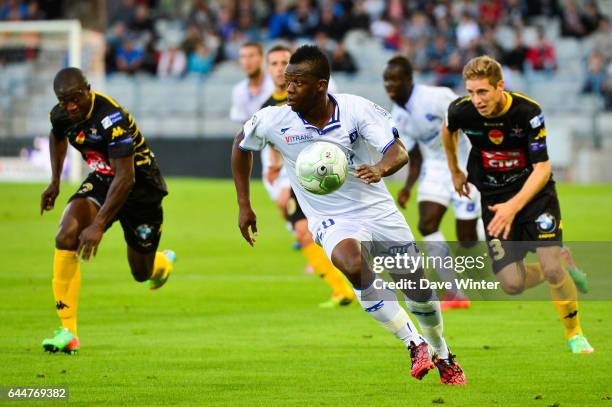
[284,134,314,144]
[85,151,114,175]
[481,149,525,171]
[484,122,503,127]
[488,129,504,145]
[75,130,86,144]
[101,111,122,129]
[510,125,524,138]
[529,113,545,128]
[534,127,546,140]
[463,129,483,136]
[529,141,546,152]
[535,212,556,233]
[111,126,126,139]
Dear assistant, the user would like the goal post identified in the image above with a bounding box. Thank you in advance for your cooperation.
[0,19,83,183]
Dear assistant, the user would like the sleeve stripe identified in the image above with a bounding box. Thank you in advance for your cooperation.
[381,138,396,154]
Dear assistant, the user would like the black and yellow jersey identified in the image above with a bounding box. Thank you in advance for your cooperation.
[446,91,552,197]
[261,90,288,108]
[49,91,167,196]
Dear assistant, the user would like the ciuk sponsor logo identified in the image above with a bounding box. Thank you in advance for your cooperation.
[481,149,525,171]
[284,134,314,144]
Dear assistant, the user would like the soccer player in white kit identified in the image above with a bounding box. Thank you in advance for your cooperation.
[383,56,483,310]
[231,45,466,385]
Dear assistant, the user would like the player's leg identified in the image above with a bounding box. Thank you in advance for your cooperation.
[418,200,470,308]
[536,245,593,353]
[373,210,465,385]
[118,197,174,289]
[43,180,101,354]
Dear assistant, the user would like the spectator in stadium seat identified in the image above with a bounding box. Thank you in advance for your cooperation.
[157,43,187,78]
[582,51,607,95]
[426,33,454,72]
[478,0,503,28]
[479,28,504,62]
[526,26,557,72]
[348,0,371,32]
[560,0,589,38]
[329,43,358,75]
[286,0,320,39]
[268,0,290,39]
[582,0,605,35]
[316,4,347,41]
[456,12,480,49]
[187,42,215,76]
[591,17,612,62]
[115,37,144,75]
[503,30,528,73]
[501,0,527,29]
[0,0,29,20]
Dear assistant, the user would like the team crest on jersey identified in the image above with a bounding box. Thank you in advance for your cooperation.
[535,212,556,233]
[89,127,102,141]
[510,125,524,138]
[284,134,314,144]
[488,129,504,145]
[101,111,122,129]
[75,131,86,144]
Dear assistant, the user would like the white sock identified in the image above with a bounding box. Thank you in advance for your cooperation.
[404,297,449,358]
[476,218,486,241]
[355,278,423,348]
[422,231,465,297]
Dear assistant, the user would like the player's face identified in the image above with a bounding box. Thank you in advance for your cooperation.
[239,46,263,77]
[383,65,411,105]
[267,50,291,88]
[465,78,505,117]
[285,62,326,113]
[56,88,92,122]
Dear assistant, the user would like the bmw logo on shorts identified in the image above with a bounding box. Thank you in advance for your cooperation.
[535,212,556,233]
[136,224,153,241]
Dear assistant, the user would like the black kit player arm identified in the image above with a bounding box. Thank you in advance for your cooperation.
[41,108,71,215]
[231,130,258,247]
[440,121,470,198]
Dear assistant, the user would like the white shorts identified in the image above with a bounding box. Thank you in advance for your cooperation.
[312,209,417,259]
[262,167,290,201]
[417,161,481,220]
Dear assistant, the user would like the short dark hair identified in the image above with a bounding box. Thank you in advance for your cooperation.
[241,41,263,55]
[267,44,292,56]
[386,55,413,80]
[289,45,330,80]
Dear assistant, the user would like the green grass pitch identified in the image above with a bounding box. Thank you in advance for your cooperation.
[0,179,610,406]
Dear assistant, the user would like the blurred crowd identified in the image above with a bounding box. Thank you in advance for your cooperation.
[1,0,612,108]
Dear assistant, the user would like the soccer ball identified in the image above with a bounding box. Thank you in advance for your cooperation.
[295,141,348,195]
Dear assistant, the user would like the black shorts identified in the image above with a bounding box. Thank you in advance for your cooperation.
[69,172,165,253]
[286,188,306,228]
[482,182,563,273]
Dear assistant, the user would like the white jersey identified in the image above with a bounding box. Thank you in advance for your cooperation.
[229,74,275,123]
[391,84,470,168]
[239,93,400,230]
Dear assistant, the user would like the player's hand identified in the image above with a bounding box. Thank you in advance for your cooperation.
[238,206,258,246]
[356,164,383,184]
[40,181,60,215]
[487,201,519,240]
[451,170,470,198]
[397,186,412,209]
[77,223,104,261]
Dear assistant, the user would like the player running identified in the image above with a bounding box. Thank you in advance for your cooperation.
[261,44,354,307]
[441,55,593,354]
[40,68,174,354]
[232,45,466,384]
[383,55,484,310]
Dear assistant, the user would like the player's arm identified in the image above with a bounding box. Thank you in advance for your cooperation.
[356,141,408,184]
[265,146,283,184]
[41,130,68,214]
[397,145,422,209]
[78,155,135,260]
[441,122,470,197]
[231,130,258,246]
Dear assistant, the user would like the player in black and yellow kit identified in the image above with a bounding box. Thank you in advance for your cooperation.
[441,56,593,353]
[40,68,175,354]
[260,45,354,308]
